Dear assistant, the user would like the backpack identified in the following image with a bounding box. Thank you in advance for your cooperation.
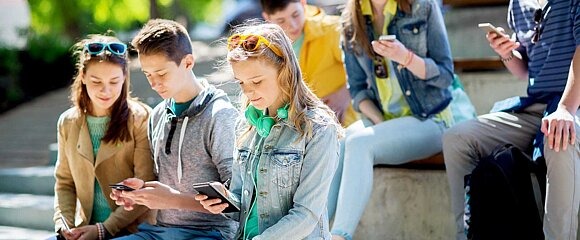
[464,144,546,240]
[449,74,477,124]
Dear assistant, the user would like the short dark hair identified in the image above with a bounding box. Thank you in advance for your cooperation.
[131,19,193,65]
[260,0,301,14]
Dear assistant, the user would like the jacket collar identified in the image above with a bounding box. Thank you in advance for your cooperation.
[76,118,94,164]
[76,114,122,167]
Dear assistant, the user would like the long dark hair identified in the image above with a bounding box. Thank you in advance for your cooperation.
[70,34,132,143]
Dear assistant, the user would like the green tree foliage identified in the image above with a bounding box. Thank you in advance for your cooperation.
[0,0,224,113]
[27,0,222,40]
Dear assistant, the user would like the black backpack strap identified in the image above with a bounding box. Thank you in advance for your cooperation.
[529,156,547,222]
[530,171,544,221]
[515,145,546,222]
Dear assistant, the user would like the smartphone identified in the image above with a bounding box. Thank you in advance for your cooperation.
[478,23,504,36]
[109,184,135,192]
[379,35,396,41]
[193,181,240,213]
[59,216,71,231]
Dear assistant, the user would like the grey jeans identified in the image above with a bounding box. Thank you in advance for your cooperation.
[443,103,580,240]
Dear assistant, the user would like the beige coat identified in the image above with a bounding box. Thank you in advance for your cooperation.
[53,100,156,235]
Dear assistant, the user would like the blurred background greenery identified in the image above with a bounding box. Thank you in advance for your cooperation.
[28,0,223,40]
[0,0,227,113]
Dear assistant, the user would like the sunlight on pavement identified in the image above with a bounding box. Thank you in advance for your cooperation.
[0,226,54,240]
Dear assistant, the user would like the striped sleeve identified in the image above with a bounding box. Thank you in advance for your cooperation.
[574,0,580,45]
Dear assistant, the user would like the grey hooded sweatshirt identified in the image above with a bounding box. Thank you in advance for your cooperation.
[148,85,239,239]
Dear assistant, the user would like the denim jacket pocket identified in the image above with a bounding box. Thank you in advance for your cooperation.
[236,148,251,184]
[237,148,250,165]
[398,20,427,55]
[270,150,303,188]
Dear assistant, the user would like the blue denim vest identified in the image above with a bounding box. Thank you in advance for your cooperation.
[343,0,454,119]
[229,108,339,240]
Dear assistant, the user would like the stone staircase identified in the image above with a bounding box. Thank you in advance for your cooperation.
[0,166,56,238]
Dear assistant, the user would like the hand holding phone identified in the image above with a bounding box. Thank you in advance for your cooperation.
[379,35,396,41]
[479,23,520,59]
[478,23,505,36]
[193,181,240,213]
[109,184,135,192]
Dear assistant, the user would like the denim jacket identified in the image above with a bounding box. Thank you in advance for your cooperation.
[343,0,454,119]
[228,108,339,240]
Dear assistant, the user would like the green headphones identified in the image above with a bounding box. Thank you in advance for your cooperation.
[245,104,289,137]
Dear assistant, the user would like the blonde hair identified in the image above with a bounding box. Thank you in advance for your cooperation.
[226,22,343,143]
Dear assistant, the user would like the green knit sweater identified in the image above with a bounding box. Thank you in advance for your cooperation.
[86,115,112,223]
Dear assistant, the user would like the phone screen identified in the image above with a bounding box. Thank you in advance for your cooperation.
[109,184,135,191]
[193,182,240,213]
[379,35,396,41]
[478,23,503,36]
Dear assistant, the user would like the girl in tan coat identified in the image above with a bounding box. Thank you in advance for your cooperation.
[51,34,155,240]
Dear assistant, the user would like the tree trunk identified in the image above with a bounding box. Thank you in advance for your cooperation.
[150,0,159,19]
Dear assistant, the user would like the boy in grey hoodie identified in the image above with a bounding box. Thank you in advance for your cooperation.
[110,19,239,240]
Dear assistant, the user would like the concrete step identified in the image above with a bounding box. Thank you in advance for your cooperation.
[444,5,509,59]
[460,71,526,115]
[354,168,454,240]
[0,166,55,195]
[0,193,54,231]
[0,225,54,240]
[48,143,57,166]
[0,89,69,169]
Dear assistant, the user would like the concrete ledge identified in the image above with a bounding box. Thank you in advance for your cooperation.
[445,5,509,59]
[0,225,54,240]
[0,193,54,231]
[459,71,527,115]
[48,143,57,166]
[348,70,525,239]
[380,153,445,170]
[0,167,55,195]
[444,0,508,7]
[354,168,454,240]
[454,57,504,72]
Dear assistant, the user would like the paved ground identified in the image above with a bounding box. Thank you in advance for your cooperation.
[0,40,239,168]
[0,226,53,239]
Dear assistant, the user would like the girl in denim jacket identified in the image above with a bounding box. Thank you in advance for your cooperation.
[197,23,343,240]
[327,0,455,239]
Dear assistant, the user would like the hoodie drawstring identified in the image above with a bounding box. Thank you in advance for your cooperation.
[177,116,189,183]
[151,115,167,174]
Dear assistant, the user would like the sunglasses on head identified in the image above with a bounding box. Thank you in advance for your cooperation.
[84,42,127,56]
[227,34,283,57]
[373,54,388,78]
